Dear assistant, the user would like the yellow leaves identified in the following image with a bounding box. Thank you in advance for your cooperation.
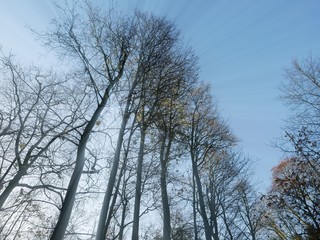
[19,143,26,150]
[159,98,172,109]
[135,105,145,123]
[136,112,142,123]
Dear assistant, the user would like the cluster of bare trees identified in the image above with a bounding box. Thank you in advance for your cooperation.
[1,2,319,240]
[0,3,260,239]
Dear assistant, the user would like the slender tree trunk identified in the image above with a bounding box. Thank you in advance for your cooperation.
[104,124,134,234]
[96,91,132,240]
[159,133,172,240]
[118,153,133,240]
[243,193,256,240]
[221,200,233,240]
[131,127,146,240]
[207,178,219,240]
[192,172,199,240]
[191,154,215,240]
[210,198,219,240]
[104,157,125,235]
[104,150,128,235]
[51,87,112,240]
[0,167,27,209]
[118,195,128,240]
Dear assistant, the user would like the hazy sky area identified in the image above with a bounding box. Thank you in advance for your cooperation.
[1,0,320,190]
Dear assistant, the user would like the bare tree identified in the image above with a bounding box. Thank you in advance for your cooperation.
[35,3,137,238]
[180,85,236,240]
[130,12,195,240]
[236,180,264,240]
[0,52,87,239]
[280,55,320,175]
[0,2,265,238]
[281,55,320,132]
[93,11,179,239]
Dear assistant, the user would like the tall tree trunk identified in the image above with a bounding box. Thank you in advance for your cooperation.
[160,133,172,240]
[131,127,146,240]
[118,194,128,240]
[221,200,233,240]
[191,154,215,240]
[0,167,27,209]
[96,91,132,240]
[118,158,132,240]
[210,199,220,240]
[192,172,199,240]
[208,183,219,240]
[51,87,112,240]
[104,156,126,235]
[104,124,134,234]
[240,190,256,240]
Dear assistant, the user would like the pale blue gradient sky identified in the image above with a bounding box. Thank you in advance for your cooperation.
[1,0,320,190]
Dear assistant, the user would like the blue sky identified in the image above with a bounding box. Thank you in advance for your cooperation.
[1,0,320,190]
